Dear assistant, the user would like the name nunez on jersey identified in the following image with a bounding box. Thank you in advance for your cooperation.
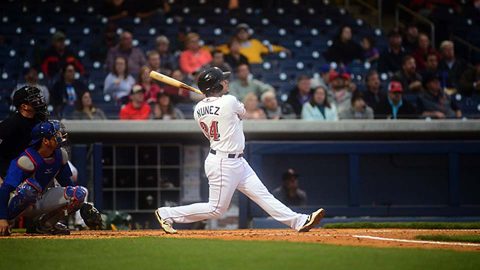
[196,105,220,118]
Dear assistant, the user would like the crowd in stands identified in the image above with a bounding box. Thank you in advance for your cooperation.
[2,0,480,121]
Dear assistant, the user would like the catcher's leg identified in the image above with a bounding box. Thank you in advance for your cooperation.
[7,179,42,220]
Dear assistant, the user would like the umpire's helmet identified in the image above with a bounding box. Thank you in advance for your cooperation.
[30,120,66,146]
[13,86,48,120]
[197,67,230,95]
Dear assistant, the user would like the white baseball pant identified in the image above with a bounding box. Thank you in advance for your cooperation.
[158,152,309,231]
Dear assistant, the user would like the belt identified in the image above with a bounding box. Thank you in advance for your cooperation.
[209,149,244,158]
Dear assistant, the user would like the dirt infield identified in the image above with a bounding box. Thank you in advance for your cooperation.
[7,229,480,251]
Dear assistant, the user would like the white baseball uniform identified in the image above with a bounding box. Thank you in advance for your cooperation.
[157,94,308,231]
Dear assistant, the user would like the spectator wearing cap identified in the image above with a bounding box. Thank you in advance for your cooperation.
[104,56,136,104]
[229,64,274,102]
[51,63,88,118]
[105,31,147,78]
[363,70,386,111]
[272,169,307,207]
[328,71,353,114]
[393,55,423,94]
[217,23,288,64]
[0,86,46,179]
[152,93,184,120]
[302,86,338,121]
[411,33,440,72]
[378,29,407,75]
[310,64,331,90]
[287,75,313,118]
[119,85,151,120]
[179,32,212,75]
[14,67,50,105]
[459,59,480,96]
[325,25,363,66]
[417,72,461,119]
[261,91,296,120]
[40,31,84,79]
[339,93,374,119]
[375,81,417,119]
[438,40,467,91]
[223,38,249,70]
[154,35,177,73]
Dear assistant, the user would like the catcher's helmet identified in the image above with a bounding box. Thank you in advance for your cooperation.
[30,120,66,146]
[197,67,230,94]
[13,86,48,119]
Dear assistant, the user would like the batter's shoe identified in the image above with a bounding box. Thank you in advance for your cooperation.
[299,208,325,232]
[155,209,177,234]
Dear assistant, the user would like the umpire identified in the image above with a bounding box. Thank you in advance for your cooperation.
[0,86,48,181]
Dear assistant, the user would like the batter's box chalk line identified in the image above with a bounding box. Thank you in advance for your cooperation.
[352,235,480,247]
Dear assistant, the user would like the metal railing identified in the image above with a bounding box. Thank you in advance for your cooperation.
[451,35,480,65]
[344,0,383,28]
[395,4,435,46]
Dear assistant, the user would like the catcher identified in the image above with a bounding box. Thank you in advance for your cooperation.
[0,120,102,236]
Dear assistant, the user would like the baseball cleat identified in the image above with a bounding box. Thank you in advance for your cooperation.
[155,209,177,234]
[299,208,325,232]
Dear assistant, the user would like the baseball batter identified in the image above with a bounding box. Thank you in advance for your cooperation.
[155,67,324,233]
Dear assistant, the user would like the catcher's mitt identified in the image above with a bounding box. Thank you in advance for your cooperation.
[80,202,103,230]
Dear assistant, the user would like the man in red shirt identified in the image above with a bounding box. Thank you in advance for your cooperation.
[119,85,151,120]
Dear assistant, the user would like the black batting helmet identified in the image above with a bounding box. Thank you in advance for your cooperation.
[197,67,230,95]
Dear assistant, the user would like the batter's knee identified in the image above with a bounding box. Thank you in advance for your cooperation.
[209,206,227,219]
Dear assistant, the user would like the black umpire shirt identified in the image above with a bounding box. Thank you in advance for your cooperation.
[0,113,39,177]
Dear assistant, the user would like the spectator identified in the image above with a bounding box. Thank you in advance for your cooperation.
[311,64,331,90]
[218,23,288,64]
[154,35,177,74]
[418,72,462,119]
[328,71,352,114]
[421,53,440,80]
[393,55,423,94]
[50,63,87,118]
[438,40,467,91]
[325,26,363,66]
[162,69,192,103]
[90,22,118,63]
[105,31,146,78]
[272,168,307,207]
[363,70,385,110]
[286,75,312,118]
[104,56,136,104]
[40,31,84,79]
[339,93,374,119]
[302,86,338,121]
[100,0,165,21]
[146,50,168,74]
[375,81,417,119]
[360,36,380,64]
[205,50,232,73]
[71,91,107,120]
[243,92,266,120]
[179,33,212,75]
[223,38,249,70]
[229,64,274,102]
[13,67,50,105]
[119,85,151,120]
[100,0,129,21]
[378,29,407,75]
[138,66,162,104]
[153,93,184,120]
[411,33,439,72]
[260,91,296,120]
[403,23,419,53]
[459,59,480,96]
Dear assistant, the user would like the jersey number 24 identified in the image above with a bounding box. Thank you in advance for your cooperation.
[200,121,220,141]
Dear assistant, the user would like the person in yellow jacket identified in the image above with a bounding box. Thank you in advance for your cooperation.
[217,23,288,64]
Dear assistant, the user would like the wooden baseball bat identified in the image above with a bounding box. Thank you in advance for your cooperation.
[149,71,204,95]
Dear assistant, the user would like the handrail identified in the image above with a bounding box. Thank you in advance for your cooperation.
[344,0,383,28]
[395,4,435,46]
[451,35,480,66]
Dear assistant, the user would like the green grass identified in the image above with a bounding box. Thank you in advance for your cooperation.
[324,222,480,229]
[415,234,480,243]
[0,238,479,270]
